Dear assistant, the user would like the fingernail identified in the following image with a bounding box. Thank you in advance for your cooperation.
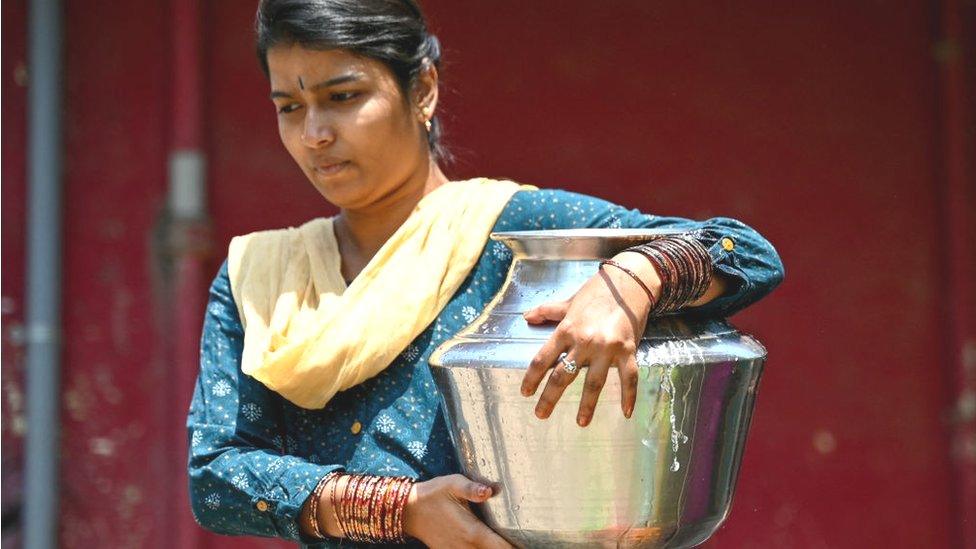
[578,415,590,427]
[624,406,634,418]
[478,485,491,497]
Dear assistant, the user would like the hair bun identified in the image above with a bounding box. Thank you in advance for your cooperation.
[423,34,442,66]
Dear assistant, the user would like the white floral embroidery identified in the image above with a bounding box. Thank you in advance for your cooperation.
[377,415,396,434]
[191,430,203,447]
[402,344,420,362]
[241,403,262,422]
[284,521,300,538]
[407,441,427,460]
[267,457,284,474]
[492,242,512,261]
[461,306,478,324]
[607,214,623,229]
[212,380,232,398]
[204,493,220,509]
[231,472,250,490]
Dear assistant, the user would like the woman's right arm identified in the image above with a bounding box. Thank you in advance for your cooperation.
[190,261,511,547]
[187,260,341,543]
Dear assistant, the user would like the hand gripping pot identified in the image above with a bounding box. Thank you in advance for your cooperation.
[428,230,767,548]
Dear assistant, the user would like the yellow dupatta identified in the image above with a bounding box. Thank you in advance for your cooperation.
[227,178,534,409]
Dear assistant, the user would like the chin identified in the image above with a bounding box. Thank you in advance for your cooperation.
[311,178,373,210]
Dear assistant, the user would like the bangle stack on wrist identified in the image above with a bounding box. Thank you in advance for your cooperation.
[307,472,415,543]
[627,235,713,316]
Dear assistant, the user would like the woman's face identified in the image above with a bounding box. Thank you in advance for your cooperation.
[267,45,431,210]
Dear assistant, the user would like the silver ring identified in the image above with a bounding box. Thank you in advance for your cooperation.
[558,352,578,374]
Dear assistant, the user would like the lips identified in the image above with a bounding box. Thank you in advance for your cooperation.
[313,160,350,176]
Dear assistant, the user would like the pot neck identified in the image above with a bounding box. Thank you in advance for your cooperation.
[493,229,682,260]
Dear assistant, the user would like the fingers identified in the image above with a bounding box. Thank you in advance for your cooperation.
[522,299,571,325]
[413,475,511,549]
[534,349,582,419]
[531,346,639,423]
[521,330,569,397]
[448,474,493,503]
[576,354,610,427]
[617,352,639,418]
[447,477,512,548]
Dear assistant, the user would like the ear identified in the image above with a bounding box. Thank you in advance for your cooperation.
[412,59,439,119]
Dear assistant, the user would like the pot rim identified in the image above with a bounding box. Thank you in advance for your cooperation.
[491,228,685,260]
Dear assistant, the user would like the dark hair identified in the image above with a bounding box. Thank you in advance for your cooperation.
[255,0,451,163]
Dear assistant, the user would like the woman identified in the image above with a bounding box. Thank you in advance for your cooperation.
[187,1,784,547]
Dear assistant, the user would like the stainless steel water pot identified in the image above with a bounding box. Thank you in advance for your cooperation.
[429,230,766,548]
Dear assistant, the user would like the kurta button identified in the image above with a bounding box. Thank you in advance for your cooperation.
[721,237,735,251]
[255,500,269,512]
[351,421,362,435]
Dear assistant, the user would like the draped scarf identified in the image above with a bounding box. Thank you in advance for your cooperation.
[227,178,533,409]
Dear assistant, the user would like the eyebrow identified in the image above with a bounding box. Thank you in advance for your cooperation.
[269,73,365,99]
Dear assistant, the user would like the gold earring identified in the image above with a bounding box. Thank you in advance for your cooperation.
[419,106,432,132]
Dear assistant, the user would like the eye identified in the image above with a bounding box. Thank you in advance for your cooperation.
[276,103,300,115]
[331,91,360,102]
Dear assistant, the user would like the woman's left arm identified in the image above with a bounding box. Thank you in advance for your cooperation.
[510,190,785,426]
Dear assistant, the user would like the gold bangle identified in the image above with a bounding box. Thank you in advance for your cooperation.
[307,472,333,539]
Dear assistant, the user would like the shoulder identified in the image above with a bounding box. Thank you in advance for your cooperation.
[205,260,243,335]
[227,217,331,279]
[228,218,330,262]
[225,217,334,322]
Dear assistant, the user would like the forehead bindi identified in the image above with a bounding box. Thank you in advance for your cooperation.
[268,47,380,91]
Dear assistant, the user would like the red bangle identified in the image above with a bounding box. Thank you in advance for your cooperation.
[327,473,416,543]
[391,476,414,542]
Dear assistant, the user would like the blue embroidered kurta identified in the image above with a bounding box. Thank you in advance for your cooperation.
[186,189,784,546]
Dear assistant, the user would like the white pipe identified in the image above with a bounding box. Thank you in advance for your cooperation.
[24,0,63,548]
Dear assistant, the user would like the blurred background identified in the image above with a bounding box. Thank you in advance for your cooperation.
[2,0,974,548]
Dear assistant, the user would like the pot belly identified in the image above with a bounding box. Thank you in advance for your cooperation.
[430,355,764,548]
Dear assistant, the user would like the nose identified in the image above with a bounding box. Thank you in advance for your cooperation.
[301,108,335,148]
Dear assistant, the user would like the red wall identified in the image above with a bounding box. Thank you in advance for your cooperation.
[1,2,29,546]
[2,1,972,548]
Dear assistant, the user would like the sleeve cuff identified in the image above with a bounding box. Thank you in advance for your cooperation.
[688,230,752,316]
[260,460,344,542]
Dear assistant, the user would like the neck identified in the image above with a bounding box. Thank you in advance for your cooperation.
[334,159,449,280]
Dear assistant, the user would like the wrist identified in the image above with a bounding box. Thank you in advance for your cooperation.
[610,251,662,307]
[625,236,714,315]
[401,483,421,539]
[317,475,345,538]
[299,473,342,540]
[322,473,415,543]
